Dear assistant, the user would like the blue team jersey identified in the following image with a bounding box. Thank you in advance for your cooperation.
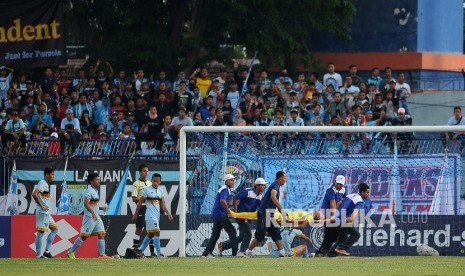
[35,180,51,214]
[338,193,364,220]
[84,186,100,218]
[258,181,280,213]
[236,187,263,212]
[143,186,164,220]
[211,185,232,219]
[364,198,373,214]
[320,184,347,210]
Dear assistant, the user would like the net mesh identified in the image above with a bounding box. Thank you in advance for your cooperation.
[184,128,465,256]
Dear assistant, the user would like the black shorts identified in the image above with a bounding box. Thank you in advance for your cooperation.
[254,210,282,242]
[136,205,146,229]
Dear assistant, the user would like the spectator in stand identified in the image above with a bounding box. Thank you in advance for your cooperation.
[192,86,203,114]
[257,69,272,92]
[396,72,411,114]
[225,80,241,110]
[274,68,293,91]
[79,110,93,134]
[382,90,396,123]
[3,110,27,150]
[323,62,343,90]
[71,93,92,120]
[39,67,56,95]
[444,106,465,153]
[239,92,255,125]
[155,82,173,106]
[193,112,204,126]
[366,67,383,89]
[133,98,148,129]
[344,105,368,153]
[113,70,128,94]
[56,69,72,92]
[340,76,360,96]
[190,68,212,98]
[293,73,307,94]
[366,82,377,104]
[233,62,254,92]
[232,109,246,126]
[59,109,81,155]
[371,93,386,126]
[0,66,14,100]
[119,111,139,134]
[136,105,164,153]
[326,91,348,124]
[72,69,87,94]
[110,95,126,114]
[348,64,364,87]
[214,68,228,92]
[213,109,233,126]
[381,67,394,92]
[207,79,223,108]
[391,107,414,154]
[175,81,194,113]
[121,82,136,106]
[133,69,150,92]
[222,99,234,119]
[173,71,188,94]
[155,93,171,120]
[31,102,53,134]
[309,72,323,94]
[94,96,110,130]
[152,70,172,90]
[168,107,193,143]
[83,77,98,97]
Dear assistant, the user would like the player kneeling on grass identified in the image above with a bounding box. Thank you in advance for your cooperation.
[67,173,111,259]
[269,220,312,257]
[332,183,370,257]
[133,173,173,257]
[32,167,58,259]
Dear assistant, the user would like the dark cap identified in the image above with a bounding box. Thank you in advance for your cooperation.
[112,111,119,116]
[290,108,299,113]
[289,90,297,95]
[126,111,134,117]
[99,132,107,136]
[26,80,33,84]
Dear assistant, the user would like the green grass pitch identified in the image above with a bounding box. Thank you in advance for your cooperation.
[1,256,464,276]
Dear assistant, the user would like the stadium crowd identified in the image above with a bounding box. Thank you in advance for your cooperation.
[0,61,414,156]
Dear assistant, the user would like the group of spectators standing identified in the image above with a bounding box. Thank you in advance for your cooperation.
[0,61,414,156]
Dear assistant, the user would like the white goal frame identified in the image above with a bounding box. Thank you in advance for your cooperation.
[178,125,465,257]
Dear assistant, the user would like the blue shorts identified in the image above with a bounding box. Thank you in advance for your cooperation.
[80,215,105,236]
[145,219,160,234]
[36,212,56,232]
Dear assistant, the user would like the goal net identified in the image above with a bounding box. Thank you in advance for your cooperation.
[179,126,465,257]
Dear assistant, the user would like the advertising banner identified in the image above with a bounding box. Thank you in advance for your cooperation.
[11,215,97,258]
[10,158,184,216]
[0,216,11,258]
[0,0,66,68]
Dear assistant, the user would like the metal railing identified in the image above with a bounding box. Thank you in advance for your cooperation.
[2,133,457,159]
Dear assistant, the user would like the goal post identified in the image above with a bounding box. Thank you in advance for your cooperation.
[179,125,465,257]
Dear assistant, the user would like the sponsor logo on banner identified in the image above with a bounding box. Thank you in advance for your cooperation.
[11,215,97,258]
[0,0,66,67]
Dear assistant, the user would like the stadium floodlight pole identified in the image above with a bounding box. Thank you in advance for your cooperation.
[179,125,465,257]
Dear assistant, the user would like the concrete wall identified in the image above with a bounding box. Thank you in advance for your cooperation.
[311,0,463,53]
[410,91,465,125]
[417,0,463,53]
